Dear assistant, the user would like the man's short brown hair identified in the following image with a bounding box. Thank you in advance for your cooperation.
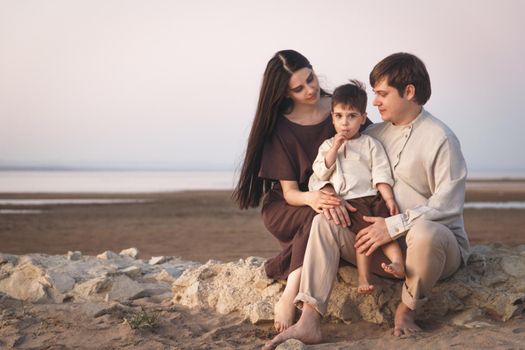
[369,52,431,105]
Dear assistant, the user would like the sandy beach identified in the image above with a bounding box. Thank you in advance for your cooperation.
[0,180,524,348]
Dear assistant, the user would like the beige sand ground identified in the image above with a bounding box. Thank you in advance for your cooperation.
[0,180,524,348]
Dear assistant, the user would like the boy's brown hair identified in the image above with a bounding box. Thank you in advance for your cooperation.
[331,79,367,114]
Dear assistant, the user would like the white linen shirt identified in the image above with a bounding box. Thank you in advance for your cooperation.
[364,109,470,263]
[308,134,394,200]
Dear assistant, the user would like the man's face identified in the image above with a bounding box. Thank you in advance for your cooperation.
[372,78,411,124]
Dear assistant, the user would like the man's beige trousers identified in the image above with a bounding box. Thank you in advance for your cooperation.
[295,214,462,315]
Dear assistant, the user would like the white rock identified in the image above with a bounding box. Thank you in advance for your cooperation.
[67,251,82,261]
[464,321,494,329]
[0,263,50,303]
[149,256,170,265]
[46,271,76,293]
[141,282,171,298]
[121,266,142,278]
[275,339,306,350]
[501,256,525,277]
[172,248,525,325]
[96,251,120,260]
[248,301,273,324]
[107,275,147,302]
[155,267,185,283]
[119,248,139,259]
[74,276,112,299]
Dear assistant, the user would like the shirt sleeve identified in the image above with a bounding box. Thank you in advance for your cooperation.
[258,131,297,181]
[385,135,467,239]
[309,140,336,191]
[311,139,336,181]
[369,138,394,188]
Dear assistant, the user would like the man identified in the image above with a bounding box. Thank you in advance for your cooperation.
[263,52,469,349]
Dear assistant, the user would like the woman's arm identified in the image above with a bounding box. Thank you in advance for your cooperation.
[281,180,355,227]
[280,180,340,213]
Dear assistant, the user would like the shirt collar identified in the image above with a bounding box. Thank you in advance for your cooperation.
[390,107,426,129]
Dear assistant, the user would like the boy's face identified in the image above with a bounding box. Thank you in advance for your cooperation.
[331,104,366,139]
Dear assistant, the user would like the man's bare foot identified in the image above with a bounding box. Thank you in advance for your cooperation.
[358,275,375,294]
[393,302,421,337]
[274,294,296,333]
[381,262,405,279]
[263,304,322,350]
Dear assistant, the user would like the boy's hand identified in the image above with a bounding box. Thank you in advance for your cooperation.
[332,133,347,150]
[385,198,399,216]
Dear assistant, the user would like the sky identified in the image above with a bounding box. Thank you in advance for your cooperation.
[1,0,524,175]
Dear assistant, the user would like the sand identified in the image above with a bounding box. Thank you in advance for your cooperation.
[0,180,524,348]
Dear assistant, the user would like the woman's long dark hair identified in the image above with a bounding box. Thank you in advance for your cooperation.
[233,50,329,209]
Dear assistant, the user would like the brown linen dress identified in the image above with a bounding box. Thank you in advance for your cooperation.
[259,115,335,280]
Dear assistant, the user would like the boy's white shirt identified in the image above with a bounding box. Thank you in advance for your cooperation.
[308,134,394,200]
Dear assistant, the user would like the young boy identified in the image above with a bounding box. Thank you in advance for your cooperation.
[308,80,404,293]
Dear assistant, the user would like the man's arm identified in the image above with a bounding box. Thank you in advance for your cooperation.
[384,135,466,239]
[356,135,467,255]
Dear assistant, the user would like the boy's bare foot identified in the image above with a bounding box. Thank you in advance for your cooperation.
[263,304,322,350]
[273,294,296,333]
[358,275,375,294]
[381,262,405,279]
[393,302,421,337]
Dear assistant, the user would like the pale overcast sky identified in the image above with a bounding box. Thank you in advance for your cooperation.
[0,0,524,174]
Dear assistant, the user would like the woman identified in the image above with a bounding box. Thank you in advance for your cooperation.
[233,50,368,332]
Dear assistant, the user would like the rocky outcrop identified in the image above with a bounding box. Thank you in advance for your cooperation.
[0,249,198,305]
[1,244,524,328]
[172,244,525,325]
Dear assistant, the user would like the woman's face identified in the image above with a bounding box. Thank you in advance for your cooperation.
[287,67,320,106]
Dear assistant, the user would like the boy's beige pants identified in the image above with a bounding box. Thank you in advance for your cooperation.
[294,214,462,315]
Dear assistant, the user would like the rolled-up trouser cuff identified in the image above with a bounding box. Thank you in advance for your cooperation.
[294,292,326,316]
[401,281,428,310]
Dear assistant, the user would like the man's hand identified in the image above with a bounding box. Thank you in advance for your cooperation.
[355,216,392,256]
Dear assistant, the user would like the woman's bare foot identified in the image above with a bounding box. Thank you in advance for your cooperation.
[381,262,405,279]
[393,302,421,337]
[263,304,322,350]
[358,275,375,294]
[274,294,296,333]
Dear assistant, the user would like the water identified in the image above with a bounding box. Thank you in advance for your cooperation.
[0,199,148,205]
[464,202,525,209]
[0,171,523,214]
[0,209,43,214]
[0,170,237,193]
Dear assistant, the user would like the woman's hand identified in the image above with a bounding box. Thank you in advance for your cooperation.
[318,185,356,227]
[322,200,355,227]
[307,189,341,214]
